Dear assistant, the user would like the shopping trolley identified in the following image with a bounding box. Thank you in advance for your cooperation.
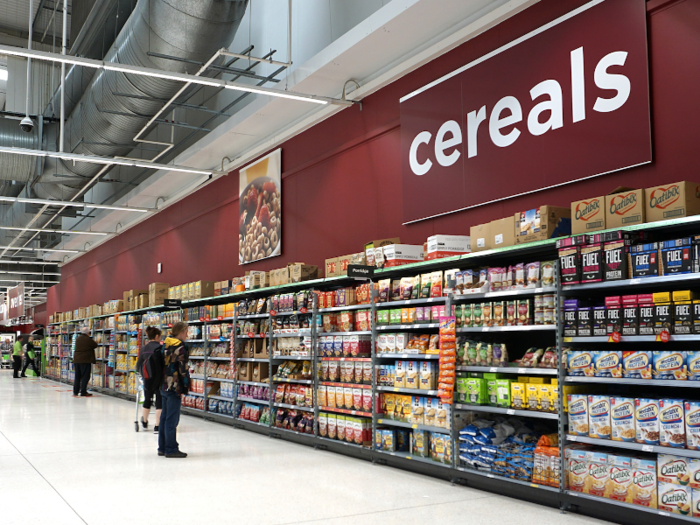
[134,374,145,432]
[0,349,11,369]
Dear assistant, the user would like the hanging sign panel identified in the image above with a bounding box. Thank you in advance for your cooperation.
[239,148,282,264]
[0,294,7,324]
[400,0,651,224]
[8,283,24,320]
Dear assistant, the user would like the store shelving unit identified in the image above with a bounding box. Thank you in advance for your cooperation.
[46,218,700,525]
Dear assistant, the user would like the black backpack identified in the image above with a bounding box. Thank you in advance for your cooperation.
[140,343,163,391]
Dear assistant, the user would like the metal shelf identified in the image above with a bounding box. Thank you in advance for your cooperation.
[564,334,700,342]
[455,404,559,420]
[272,377,313,384]
[208,395,235,402]
[376,297,446,308]
[272,402,314,412]
[236,396,270,405]
[272,332,312,338]
[562,271,700,293]
[317,304,372,313]
[235,380,266,387]
[209,377,235,383]
[565,376,700,387]
[319,382,372,390]
[457,366,557,375]
[376,323,439,331]
[270,355,312,361]
[376,353,440,360]
[238,335,267,339]
[456,467,559,492]
[453,286,557,301]
[320,406,372,418]
[566,434,700,458]
[237,313,270,319]
[188,355,205,360]
[187,391,205,397]
[319,331,372,336]
[376,418,450,434]
[320,357,371,362]
[377,386,439,395]
[316,436,370,449]
[565,491,693,522]
[377,449,452,468]
[238,358,268,362]
[458,325,556,333]
[271,310,310,317]
[208,356,232,361]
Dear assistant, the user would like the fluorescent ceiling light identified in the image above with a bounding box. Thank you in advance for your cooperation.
[0,260,59,265]
[0,69,7,81]
[0,195,150,213]
[0,246,80,253]
[0,226,108,236]
[0,44,351,107]
[0,271,61,275]
[0,280,58,284]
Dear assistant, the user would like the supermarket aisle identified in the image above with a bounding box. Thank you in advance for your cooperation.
[0,372,607,525]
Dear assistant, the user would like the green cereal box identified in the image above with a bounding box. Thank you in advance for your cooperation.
[467,377,487,405]
[463,303,473,328]
[377,310,389,325]
[390,309,401,324]
[456,377,469,403]
[496,379,513,408]
[485,373,500,406]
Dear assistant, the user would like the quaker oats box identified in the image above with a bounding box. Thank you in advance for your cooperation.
[588,395,612,440]
[659,399,687,449]
[631,458,657,508]
[686,401,700,451]
[610,397,636,442]
[622,351,652,380]
[635,398,660,445]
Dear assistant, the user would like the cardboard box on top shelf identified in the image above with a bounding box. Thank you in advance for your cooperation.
[645,181,700,222]
[148,282,169,295]
[138,295,149,310]
[490,216,516,249]
[364,237,400,267]
[425,235,471,260]
[383,244,425,267]
[187,282,195,300]
[571,195,606,234]
[233,277,246,292]
[170,286,180,300]
[288,263,318,283]
[336,253,366,276]
[123,291,130,305]
[605,187,645,228]
[514,206,571,244]
[192,281,215,299]
[470,223,491,252]
[325,257,340,278]
[221,280,232,295]
[247,272,266,290]
[214,282,222,296]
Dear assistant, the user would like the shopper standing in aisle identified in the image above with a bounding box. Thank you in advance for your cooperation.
[20,336,40,378]
[12,336,23,378]
[73,327,97,397]
[159,322,189,458]
[136,326,164,433]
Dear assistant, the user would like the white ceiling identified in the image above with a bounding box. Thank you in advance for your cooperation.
[50,0,540,264]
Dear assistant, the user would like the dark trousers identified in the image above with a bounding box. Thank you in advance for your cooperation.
[12,355,21,378]
[21,357,40,377]
[73,363,91,395]
[158,390,182,455]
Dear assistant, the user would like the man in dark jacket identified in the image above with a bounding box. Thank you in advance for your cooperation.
[73,327,97,397]
[158,322,190,458]
[136,326,164,433]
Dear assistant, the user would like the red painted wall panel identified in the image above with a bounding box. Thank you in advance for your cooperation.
[48,0,700,314]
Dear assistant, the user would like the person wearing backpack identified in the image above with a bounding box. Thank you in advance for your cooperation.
[136,326,164,433]
[158,322,190,458]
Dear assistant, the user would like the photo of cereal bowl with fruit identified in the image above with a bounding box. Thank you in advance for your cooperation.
[239,176,281,263]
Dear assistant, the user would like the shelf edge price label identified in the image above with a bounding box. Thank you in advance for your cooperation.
[299,307,307,314]
[247,332,255,338]
[217,316,223,321]
[269,310,277,317]
[489,367,498,373]
[656,330,670,343]
[642,444,654,452]
[659,512,670,517]
[506,409,515,415]
[518,368,527,373]
[568,436,577,442]
[630,278,641,284]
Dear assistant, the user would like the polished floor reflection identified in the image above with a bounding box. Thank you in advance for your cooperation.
[0,372,609,525]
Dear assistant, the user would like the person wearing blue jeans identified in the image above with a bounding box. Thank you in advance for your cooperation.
[158,322,190,458]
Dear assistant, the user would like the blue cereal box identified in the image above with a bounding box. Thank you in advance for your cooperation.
[653,351,688,380]
[588,395,612,439]
[635,398,660,445]
[687,351,700,381]
[623,351,653,379]
[568,350,594,377]
[594,351,622,378]
[611,397,636,442]
[659,399,686,449]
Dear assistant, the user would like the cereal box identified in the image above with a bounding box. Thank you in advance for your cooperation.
[538,384,553,413]
[568,394,589,436]
[631,458,657,508]
[402,395,413,422]
[394,361,406,388]
[424,397,437,427]
[467,377,488,405]
[588,395,611,439]
[584,451,609,497]
[405,361,419,389]
[567,449,588,492]
[635,398,660,445]
[686,401,700,450]
[605,454,633,503]
[658,482,692,515]
[622,351,652,379]
[526,384,540,411]
[610,397,636,442]
[689,459,700,490]
[653,351,688,380]
[594,351,622,378]
[693,488,700,518]
[659,399,686,448]
[567,350,595,377]
[658,454,690,485]
[687,351,700,380]
[410,396,425,425]
[511,382,527,409]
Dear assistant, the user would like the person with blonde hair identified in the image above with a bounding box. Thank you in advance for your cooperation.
[158,322,190,458]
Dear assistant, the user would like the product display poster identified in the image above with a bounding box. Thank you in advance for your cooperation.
[8,283,24,320]
[0,294,7,324]
[239,148,282,264]
[400,0,651,223]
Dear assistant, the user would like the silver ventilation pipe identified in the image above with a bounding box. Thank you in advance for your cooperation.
[62,0,249,176]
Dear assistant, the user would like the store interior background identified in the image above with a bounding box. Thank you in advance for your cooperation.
[46,0,698,319]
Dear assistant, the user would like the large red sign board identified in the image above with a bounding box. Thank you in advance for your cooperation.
[400,0,651,223]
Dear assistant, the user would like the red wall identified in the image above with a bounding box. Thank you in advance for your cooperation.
[47,0,700,314]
